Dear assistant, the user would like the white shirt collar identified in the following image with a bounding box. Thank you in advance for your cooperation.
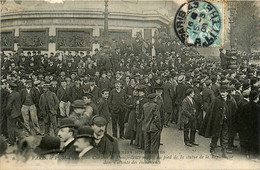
[94,133,103,145]
[187,96,193,104]
[79,146,93,159]
[244,98,249,102]
[64,137,74,147]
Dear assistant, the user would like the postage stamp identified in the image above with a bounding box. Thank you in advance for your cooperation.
[174,0,225,47]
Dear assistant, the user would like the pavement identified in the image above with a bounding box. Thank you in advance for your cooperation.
[109,122,260,169]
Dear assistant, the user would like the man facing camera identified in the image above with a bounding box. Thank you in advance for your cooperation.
[91,115,120,162]
[181,88,198,147]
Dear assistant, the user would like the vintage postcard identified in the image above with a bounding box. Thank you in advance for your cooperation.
[0,0,260,169]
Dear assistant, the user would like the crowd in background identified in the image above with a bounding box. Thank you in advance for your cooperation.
[0,35,260,163]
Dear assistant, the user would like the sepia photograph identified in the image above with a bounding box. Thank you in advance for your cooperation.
[0,0,260,169]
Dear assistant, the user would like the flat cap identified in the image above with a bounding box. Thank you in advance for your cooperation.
[71,100,86,108]
[92,116,108,126]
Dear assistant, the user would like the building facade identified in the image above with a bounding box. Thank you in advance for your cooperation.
[1,0,175,54]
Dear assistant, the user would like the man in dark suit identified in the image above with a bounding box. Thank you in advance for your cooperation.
[142,93,161,163]
[96,89,110,123]
[199,85,231,159]
[73,126,102,161]
[175,75,188,130]
[202,79,215,117]
[91,116,120,162]
[69,77,84,103]
[162,75,174,127]
[108,80,126,138]
[237,82,251,155]
[181,88,198,147]
[39,84,60,136]
[58,118,78,160]
[5,82,21,145]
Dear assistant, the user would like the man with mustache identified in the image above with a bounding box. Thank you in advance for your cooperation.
[91,115,120,162]
[58,118,78,160]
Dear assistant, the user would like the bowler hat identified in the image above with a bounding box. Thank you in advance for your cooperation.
[242,82,250,91]
[34,136,61,156]
[71,100,86,108]
[250,78,258,85]
[92,116,107,126]
[75,126,95,139]
[249,90,259,101]
[234,82,241,89]
[59,118,78,129]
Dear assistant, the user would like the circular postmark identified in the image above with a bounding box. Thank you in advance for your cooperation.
[174,0,222,47]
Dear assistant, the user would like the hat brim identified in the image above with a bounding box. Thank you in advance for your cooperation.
[75,134,95,139]
[59,124,79,129]
[34,147,62,156]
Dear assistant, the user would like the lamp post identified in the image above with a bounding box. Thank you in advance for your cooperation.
[103,0,109,46]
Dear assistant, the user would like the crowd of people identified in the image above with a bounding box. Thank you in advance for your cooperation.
[0,36,260,164]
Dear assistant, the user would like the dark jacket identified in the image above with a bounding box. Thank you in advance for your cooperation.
[98,78,111,91]
[199,96,229,138]
[5,91,22,119]
[20,88,40,107]
[175,83,188,106]
[88,102,99,116]
[69,85,84,103]
[226,95,238,137]
[181,96,196,124]
[202,87,215,113]
[142,101,161,132]
[85,86,100,104]
[97,98,110,121]
[241,101,260,147]
[57,86,70,102]
[163,82,174,113]
[58,139,78,160]
[39,90,59,115]
[78,147,102,161]
[95,134,121,161]
[108,88,126,113]
[237,98,249,132]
